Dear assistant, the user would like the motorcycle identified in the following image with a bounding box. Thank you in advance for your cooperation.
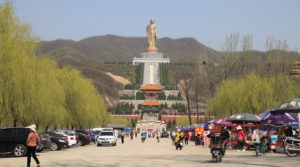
[195,135,204,146]
[284,136,300,157]
[175,140,184,150]
[209,133,225,163]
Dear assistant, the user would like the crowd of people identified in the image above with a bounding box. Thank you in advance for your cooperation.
[166,125,299,154]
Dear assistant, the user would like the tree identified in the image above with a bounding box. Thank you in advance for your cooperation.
[208,73,297,118]
[171,119,176,129]
[166,121,172,130]
[0,2,108,129]
[265,36,296,77]
[180,69,194,125]
[0,2,37,127]
[220,32,240,80]
[136,91,145,100]
[157,92,166,100]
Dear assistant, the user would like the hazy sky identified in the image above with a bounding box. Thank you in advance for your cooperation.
[2,0,300,51]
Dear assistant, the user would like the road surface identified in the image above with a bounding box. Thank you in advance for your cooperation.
[1,137,299,167]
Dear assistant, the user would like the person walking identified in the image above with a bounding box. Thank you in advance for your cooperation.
[252,128,262,153]
[141,131,146,143]
[171,130,176,145]
[120,131,125,144]
[236,126,246,152]
[26,124,40,167]
[130,131,134,141]
[184,131,189,145]
[156,131,160,143]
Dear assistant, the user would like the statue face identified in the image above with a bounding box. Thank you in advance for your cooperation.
[150,18,154,24]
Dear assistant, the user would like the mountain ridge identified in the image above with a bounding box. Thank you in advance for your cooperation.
[39,35,300,105]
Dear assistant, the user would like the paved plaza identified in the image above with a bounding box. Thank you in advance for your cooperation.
[1,137,299,167]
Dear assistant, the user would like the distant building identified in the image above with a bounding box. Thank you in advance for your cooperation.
[290,61,300,77]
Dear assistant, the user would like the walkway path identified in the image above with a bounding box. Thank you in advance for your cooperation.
[1,137,299,167]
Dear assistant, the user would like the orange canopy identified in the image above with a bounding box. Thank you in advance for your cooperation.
[139,84,163,91]
[292,61,300,65]
[143,100,159,106]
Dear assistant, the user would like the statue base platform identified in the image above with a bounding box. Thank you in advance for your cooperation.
[147,48,158,52]
[132,52,170,85]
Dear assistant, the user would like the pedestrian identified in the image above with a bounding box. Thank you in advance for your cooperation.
[120,131,125,144]
[175,130,180,144]
[221,126,230,149]
[252,128,262,152]
[184,131,189,145]
[141,131,146,143]
[156,131,160,143]
[236,126,246,152]
[130,131,134,140]
[171,130,176,145]
[26,124,41,167]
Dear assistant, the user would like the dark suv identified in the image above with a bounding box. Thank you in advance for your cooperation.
[75,130,91,146]
[0,127,31,157]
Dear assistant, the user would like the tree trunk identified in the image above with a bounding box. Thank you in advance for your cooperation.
[13,119,17,127]
[11,103,18,127]
[186,89,192,126]
[195,79,199,124]
[45,125,49,131]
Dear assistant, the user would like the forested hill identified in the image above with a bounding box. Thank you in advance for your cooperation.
[40,35,220,62]
[39,35,220,105]
[38,35,300,105]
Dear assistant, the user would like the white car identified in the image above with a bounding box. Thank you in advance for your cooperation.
[97,131,117,146]
[50,130,77,146]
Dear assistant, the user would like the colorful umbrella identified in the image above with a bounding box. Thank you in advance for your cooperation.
[227,113,260,123]
[199,122,207,126]
[271,99,300,131]
[260,109,298,127]
[271,99,300,114]
[213,117,233,125]
[176,126,189,132]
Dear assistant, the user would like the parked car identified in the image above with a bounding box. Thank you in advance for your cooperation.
[36,133,51,152]
[42,132,69,151]
[0,127,33,157]
[161,131,169,138]
[50,129,77,146]
[75,130,91,146]
[97,131,117,146]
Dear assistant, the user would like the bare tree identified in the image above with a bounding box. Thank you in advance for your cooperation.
[177,67,196,125]
[265,36,295,76]
[240,34,253,74]
[220,33,240,80]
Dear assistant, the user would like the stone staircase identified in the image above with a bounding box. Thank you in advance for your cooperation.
[136,114,166,131]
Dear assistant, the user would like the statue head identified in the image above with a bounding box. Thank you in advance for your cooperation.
[150,18,155,24]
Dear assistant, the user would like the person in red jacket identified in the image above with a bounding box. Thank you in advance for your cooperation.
[236,126,246,152]
[26,124,40,167]
[184,131,190,145]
